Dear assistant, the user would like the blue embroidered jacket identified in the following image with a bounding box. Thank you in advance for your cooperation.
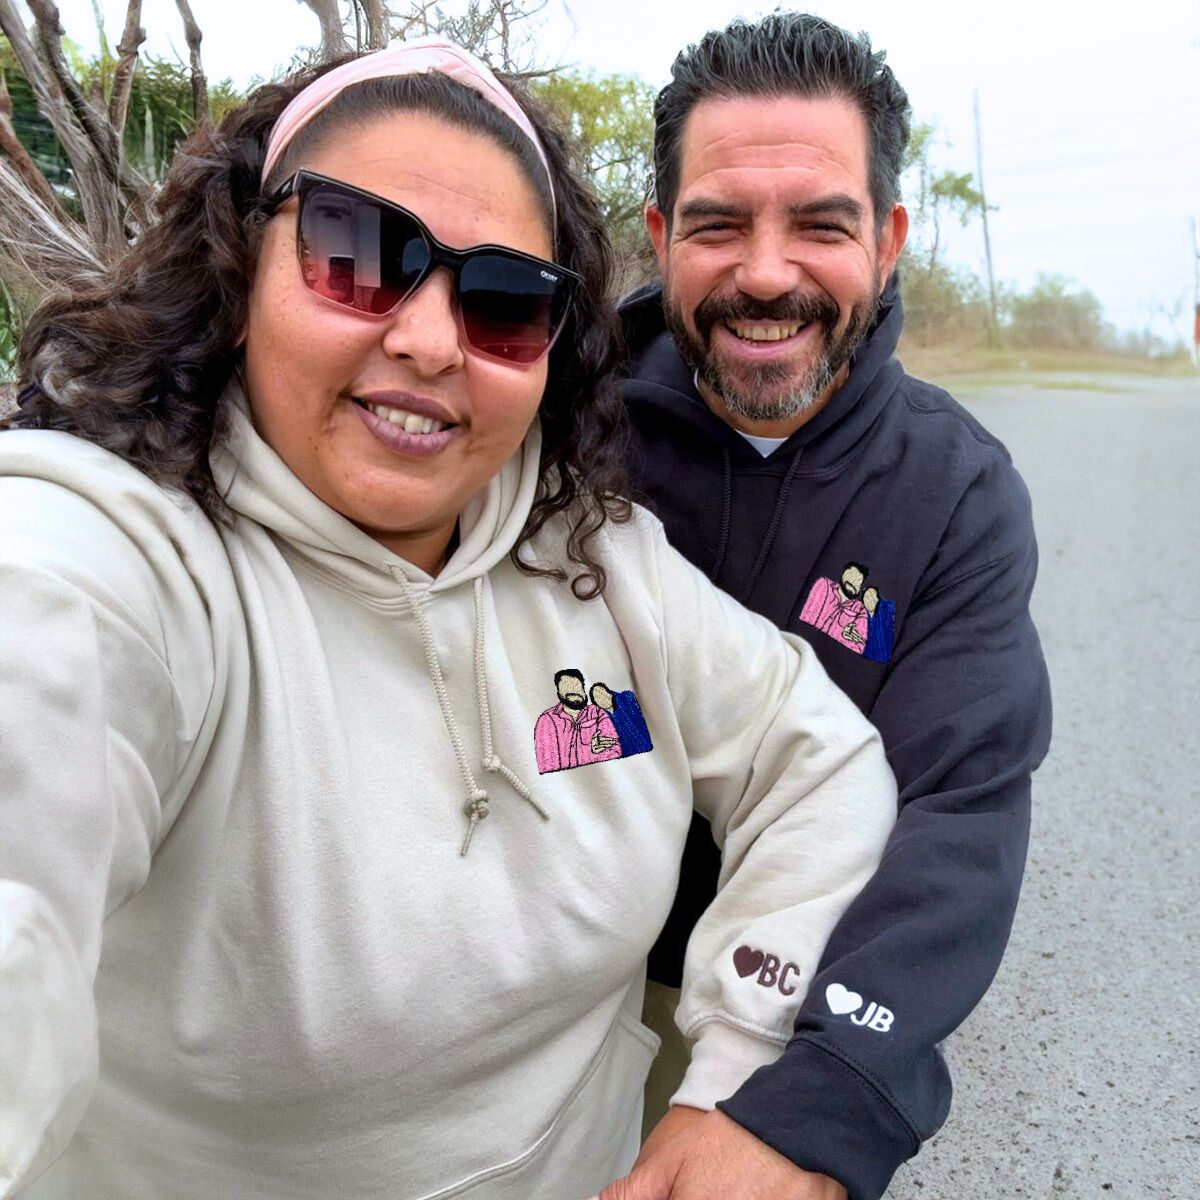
[609,690,653,757]
[620,275,1052,1200]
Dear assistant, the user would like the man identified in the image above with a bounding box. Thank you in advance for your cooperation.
[609,13,1052,1200]
[591,681,654,757]
[799,562,871,653]
[533,668,621,773]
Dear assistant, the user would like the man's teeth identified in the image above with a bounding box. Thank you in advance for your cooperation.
[727,322,804,342]
[364,402,448,434]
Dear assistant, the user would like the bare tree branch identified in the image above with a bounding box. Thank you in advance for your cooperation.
[389,0,438,41]
[301,0,351,61]
[358,0,389,49]
[25,0,122,175]
[0,67,72,223]
[0,0,125,256]
[108,0,145,135]
[0,155,104,307]
[172,0,209,126]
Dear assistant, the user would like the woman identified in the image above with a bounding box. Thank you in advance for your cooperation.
[0,39,895,1200]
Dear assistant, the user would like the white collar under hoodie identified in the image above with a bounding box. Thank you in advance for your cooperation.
[0,382,896,1200]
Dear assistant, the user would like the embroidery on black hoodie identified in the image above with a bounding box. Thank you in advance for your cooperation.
[533,668,653,774]
[799,561,896,663]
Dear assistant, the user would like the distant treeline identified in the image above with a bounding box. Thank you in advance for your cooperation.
[899,256,1181,359]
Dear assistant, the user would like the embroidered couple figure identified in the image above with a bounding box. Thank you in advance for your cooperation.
[799,562,896,664]
[534,669,653,775]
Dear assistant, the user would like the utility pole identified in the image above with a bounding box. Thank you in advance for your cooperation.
[974,88,1000,347]
[1190,216,1199,368]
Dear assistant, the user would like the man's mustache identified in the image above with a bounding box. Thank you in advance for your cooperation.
[693,291,841,340]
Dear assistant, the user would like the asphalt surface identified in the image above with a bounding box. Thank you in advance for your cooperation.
[882,373,1200,1199]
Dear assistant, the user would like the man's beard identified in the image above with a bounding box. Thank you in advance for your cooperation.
[560,694,586,711]
[663,278,880,424]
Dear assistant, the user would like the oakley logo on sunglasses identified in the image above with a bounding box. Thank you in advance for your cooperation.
[267,170,582,365]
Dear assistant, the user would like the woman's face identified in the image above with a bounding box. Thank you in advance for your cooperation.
[243,112,553,567]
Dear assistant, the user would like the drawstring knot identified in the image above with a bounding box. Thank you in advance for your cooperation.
[461,790,490,856]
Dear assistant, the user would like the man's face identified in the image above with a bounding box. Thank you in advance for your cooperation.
[556,675,587,710]
[647,94,907,435]
[840,566,866,600]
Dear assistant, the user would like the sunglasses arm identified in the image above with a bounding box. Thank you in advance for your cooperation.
[266,173,298,214]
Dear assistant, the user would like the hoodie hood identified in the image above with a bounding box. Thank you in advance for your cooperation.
[210,377,543,596]
[207,377,548,854]
[620,273,906,471]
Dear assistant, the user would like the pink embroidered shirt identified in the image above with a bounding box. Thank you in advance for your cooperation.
[534,703,622,774]
[799,577,868,654]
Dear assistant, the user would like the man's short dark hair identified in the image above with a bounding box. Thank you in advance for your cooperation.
[555,668,585,688]
[652,13,911,233]
[842,561,870,581]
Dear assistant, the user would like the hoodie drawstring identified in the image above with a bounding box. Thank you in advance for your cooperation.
[393,569,543,855]
[708,445,733,583]
[739,449,805,606]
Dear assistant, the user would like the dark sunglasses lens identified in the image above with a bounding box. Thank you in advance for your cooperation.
[458,255,569,363]
[297,185,428,315]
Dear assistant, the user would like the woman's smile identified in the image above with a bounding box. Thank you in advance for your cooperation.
[352,393,459,457]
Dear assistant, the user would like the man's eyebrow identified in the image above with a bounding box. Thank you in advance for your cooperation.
[676,198,752,223]
[675,196,868,225]
[789,196,866,222]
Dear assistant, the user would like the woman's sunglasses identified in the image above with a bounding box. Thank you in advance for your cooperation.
[265,170,582,366]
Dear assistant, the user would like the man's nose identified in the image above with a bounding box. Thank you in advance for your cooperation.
[732,229,805,300]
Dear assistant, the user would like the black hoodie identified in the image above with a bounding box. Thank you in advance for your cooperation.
[621,278,1052,1200]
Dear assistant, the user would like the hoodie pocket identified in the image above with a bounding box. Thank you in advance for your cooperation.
[413,1009,661,1200]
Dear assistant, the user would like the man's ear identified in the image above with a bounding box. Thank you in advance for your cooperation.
[645,202,670,276]
[877,203,909,291]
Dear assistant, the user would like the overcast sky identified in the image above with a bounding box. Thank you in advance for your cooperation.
[34,0,1200,344]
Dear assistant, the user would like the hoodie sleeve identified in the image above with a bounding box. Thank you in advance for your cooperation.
[644,524,899,1110]
[0,474,202,1196]
[718,457,1052,1200]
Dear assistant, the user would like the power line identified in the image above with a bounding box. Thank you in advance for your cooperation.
[991,96,1200,151]
[991,135,1200,178]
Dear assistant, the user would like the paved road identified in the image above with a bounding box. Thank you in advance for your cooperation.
[883,374,1200,1199]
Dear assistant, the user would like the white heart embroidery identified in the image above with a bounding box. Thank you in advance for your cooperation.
[825,983,864,1016]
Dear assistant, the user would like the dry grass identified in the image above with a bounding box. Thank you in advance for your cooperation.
[897,341,1197,386]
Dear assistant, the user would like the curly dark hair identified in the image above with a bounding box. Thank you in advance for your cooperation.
[653,13,912,232]
[8,57,631,599]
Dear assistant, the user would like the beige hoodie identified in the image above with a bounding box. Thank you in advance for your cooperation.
[0,385,896,1200]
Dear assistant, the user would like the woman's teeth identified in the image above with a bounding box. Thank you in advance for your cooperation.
[363,402,448,434]
[727,321,804,342]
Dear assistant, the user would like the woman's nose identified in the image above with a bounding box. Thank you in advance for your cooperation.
[380,268,466,375]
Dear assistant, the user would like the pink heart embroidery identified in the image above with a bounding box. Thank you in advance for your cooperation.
[733,946,765,978]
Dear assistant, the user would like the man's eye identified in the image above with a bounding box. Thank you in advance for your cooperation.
[808,224,849,238]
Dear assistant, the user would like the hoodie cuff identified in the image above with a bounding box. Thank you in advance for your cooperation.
[670,1020,784,1110]
[716,1035,921,1200]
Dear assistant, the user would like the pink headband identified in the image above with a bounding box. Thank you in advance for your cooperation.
[261,36,555,217]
